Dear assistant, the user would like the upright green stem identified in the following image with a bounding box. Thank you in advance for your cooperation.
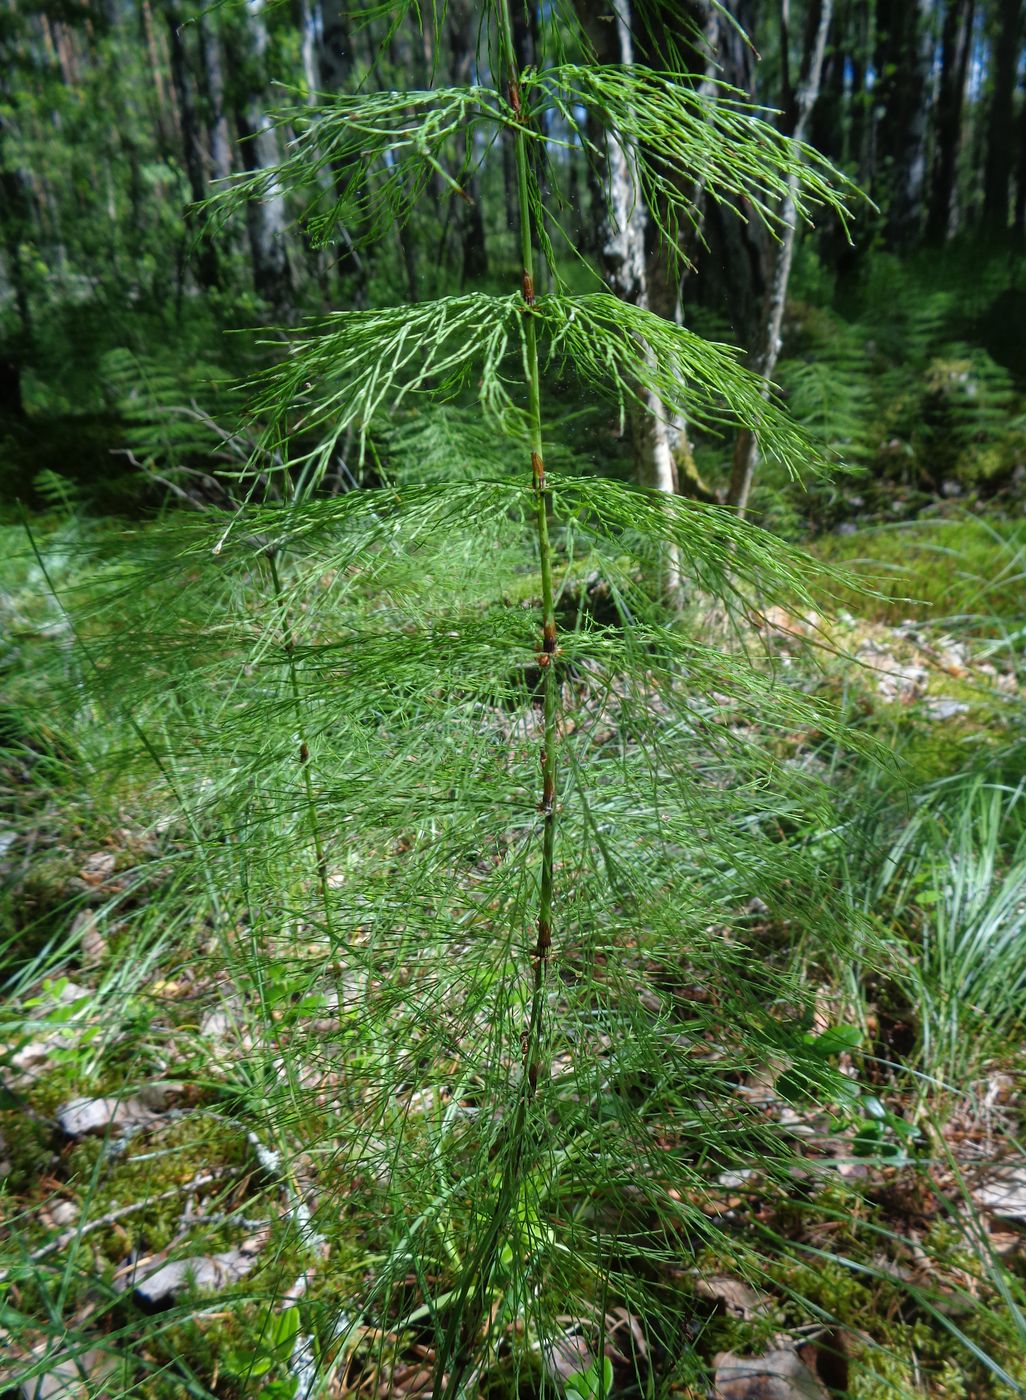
[268,549,334,939]
[433,12,559,1395]
[497,0,557,1103]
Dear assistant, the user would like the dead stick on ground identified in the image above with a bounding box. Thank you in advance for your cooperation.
[28,1169,231,1263]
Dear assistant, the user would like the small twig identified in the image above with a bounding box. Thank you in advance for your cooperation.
[29,1170,231,1263]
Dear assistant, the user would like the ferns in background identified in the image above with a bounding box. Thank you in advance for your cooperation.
[7,7,1026,1400]
[99,347,249,504]
[769,245,1026,519]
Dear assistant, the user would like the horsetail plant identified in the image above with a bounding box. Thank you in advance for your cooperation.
[7,6,954,1398]
[219,0,857,1364]
[187,3,874,1388]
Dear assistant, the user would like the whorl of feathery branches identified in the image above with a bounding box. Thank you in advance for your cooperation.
[233,291,822,492]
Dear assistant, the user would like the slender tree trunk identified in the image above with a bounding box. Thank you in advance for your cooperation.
[316,0,351,90]
[165,3,202,307]
[926,0,976,242]
[727,0,832,517]
[229,0,293,315]
[657,0,767,351]
[849,2,873,184]
[1014,71,1026,234]
[0,22,37,338]
[576,0,677,506]
[298,0,320,95]
[634,0,723,504]
[579,106,607,261]
[449,0,488,283]
[297,0,366,299]
[811,0,844,163]
[140,0,176,155]
[165,1,221,286]
[197,15,232,184]
[982,0,1023,231]
[874,0,934,245]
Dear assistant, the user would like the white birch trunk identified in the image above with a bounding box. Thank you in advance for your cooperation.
[233,0,293,315]
[727,0,832,518]
[602,5,679,594]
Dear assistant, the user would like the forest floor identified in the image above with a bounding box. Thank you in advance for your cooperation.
[2,502,1026,1399]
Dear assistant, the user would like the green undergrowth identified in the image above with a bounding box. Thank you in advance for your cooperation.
[3,505,1026,1398]
[812,514,1026,627]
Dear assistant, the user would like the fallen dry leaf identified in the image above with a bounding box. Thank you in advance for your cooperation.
[79,851,116,886]
[713,1348,829,1400]
[972,1164,1026,1219]
[695,1276,770,1320]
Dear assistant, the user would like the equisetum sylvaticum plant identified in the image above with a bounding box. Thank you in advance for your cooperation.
[57,1,902,1394]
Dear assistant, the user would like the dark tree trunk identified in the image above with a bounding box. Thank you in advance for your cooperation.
[874,0,934,246]
[728,0,833,516]
[197,14,232,183]
[668,0,766,350]
[228,0,293,315]
[926,0,977,242]
[1015,71,1026,233]
[317,0,353,91]
[982,0,1023,231]
[0,10,42,338]
[295,0,366,297]
[139,0,176,157]
[511,0,538,68]
[448,0,488,283]
[165,1,221,286]
[847,1,874,185]
[810,0,845,162]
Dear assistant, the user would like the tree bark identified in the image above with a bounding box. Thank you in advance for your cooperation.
[653,0,767,353]
[982,0,1023,231]
[926,0,977,243]
[448,0,488,284]
[197,14,232,184]
[165,1,221,287]
[229,0,293,315]
[574,0,682,598]
[874,0,935,246]
[632,0,726,504]
[727,0,832,518]
[0,18,38,338]
[1015,70,1026,234]
[576,1,676,497]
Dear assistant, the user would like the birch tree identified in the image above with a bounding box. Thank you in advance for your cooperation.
[229,0,293,313]
[575,0,678,509]
[727,0,833,517]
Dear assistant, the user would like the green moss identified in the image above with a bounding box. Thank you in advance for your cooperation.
[0,1106,58,1193]
[876,717,1004,785]
[812,517,1026,624]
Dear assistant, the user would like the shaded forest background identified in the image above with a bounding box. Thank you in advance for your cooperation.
[2,0,1025,520]
[7,4,1026,1398]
